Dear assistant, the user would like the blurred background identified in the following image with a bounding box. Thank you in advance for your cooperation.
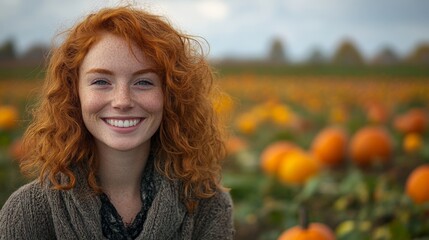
[1,0,429,239]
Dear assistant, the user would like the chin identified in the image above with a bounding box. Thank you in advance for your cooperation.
[106,140,149,152]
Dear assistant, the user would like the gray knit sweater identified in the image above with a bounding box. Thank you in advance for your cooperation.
[0,168,234,240]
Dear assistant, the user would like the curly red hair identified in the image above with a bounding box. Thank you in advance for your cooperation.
[20,6,227,211]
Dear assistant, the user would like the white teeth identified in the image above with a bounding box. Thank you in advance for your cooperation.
[106,119,140,128]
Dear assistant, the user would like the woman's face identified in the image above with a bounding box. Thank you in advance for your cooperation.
[78,33,163,153]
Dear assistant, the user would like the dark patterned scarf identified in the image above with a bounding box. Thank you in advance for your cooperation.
[100,155,157,240]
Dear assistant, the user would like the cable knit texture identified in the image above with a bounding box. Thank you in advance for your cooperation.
[0,167,234,240]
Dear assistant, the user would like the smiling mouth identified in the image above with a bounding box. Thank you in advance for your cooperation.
[104,118,142,128]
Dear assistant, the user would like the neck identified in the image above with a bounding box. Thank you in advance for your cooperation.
[97,142,151,196]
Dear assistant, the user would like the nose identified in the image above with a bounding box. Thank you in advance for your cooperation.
[112,84,134,110]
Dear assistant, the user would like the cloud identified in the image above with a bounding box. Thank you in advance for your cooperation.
[1,0,429,60]
[196,0,229,21]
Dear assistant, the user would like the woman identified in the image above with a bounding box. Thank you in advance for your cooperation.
[0,6,234,240]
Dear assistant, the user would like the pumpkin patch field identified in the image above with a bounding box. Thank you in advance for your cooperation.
[217,73,429,239]
[1,67,429,239]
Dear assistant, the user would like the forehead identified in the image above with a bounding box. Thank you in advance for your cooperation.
[80,33,154,72]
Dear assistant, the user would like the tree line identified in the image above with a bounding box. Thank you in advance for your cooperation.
[0,38,50,66]
[266,37,429,66]
[1,37,428,66]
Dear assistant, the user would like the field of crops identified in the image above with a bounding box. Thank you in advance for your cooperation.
[216,74,429,239]
[1,68,429,239]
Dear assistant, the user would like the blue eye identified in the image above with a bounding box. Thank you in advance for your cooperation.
[135,79,153,86]
[92,79,110,85]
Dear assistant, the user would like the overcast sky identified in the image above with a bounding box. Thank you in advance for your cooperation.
[1,0,429,62]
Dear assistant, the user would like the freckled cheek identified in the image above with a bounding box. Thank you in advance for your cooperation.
[80,94,106,119]
[142,91,164,113]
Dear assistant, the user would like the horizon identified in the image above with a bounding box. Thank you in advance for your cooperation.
[1,0,429,62]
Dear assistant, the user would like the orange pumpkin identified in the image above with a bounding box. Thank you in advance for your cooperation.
[278,208,335,240]
[213,92,234,117]
[9,138,24,161]
[226,135,247,155]
[260,141,301,175]
[270,103,295,126]
[311,126,348,167]
[394,108,428,134]
[349,126,393,167]
[403,133,423,153]
[236,113,259,134]
[278,223,336,240]
[366,102,389,124]
[405,164,429,204]
[277,151,320,185]
[0,105,19,130]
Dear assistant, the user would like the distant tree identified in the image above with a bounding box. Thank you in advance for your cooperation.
[21,43,51,64]
[267,37,286,64]
[0,38,17,60]
[406,42,429,66]
[306,47,327,65]
[371,46,400,66]
[332,39,364,66]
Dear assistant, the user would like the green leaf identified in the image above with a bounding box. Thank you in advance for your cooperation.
[295,175,321,201]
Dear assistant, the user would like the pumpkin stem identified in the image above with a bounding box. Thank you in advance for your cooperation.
[299,206,309,229]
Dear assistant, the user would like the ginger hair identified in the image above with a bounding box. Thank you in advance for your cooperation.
[20,6,227,211]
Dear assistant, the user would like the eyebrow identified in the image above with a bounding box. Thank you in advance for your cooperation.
[85,68,159,77]
[86,68,114,75]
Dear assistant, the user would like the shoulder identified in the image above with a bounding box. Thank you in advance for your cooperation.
[6,180,46,199]
[0,180,54,239]
[192,189,234,239]
[1,180,48,211]
[198,189,233,212]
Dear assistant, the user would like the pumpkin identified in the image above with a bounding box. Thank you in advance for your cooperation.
[0,105,19,130]
[394,108,428,134]
[9,138,24,161]
[278,223,336,240]
[260,141,301,175]
[270,104,295,126]
[277,151,320,185]
[278,207,335,240]
[236,113,259,134]
[366,102,389,124]
[403,133,423,153]
[226,135,247,155]
[213,92,234,117]
[405,164,429,204]
[311,126,348,167]
[349,126,393,167]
